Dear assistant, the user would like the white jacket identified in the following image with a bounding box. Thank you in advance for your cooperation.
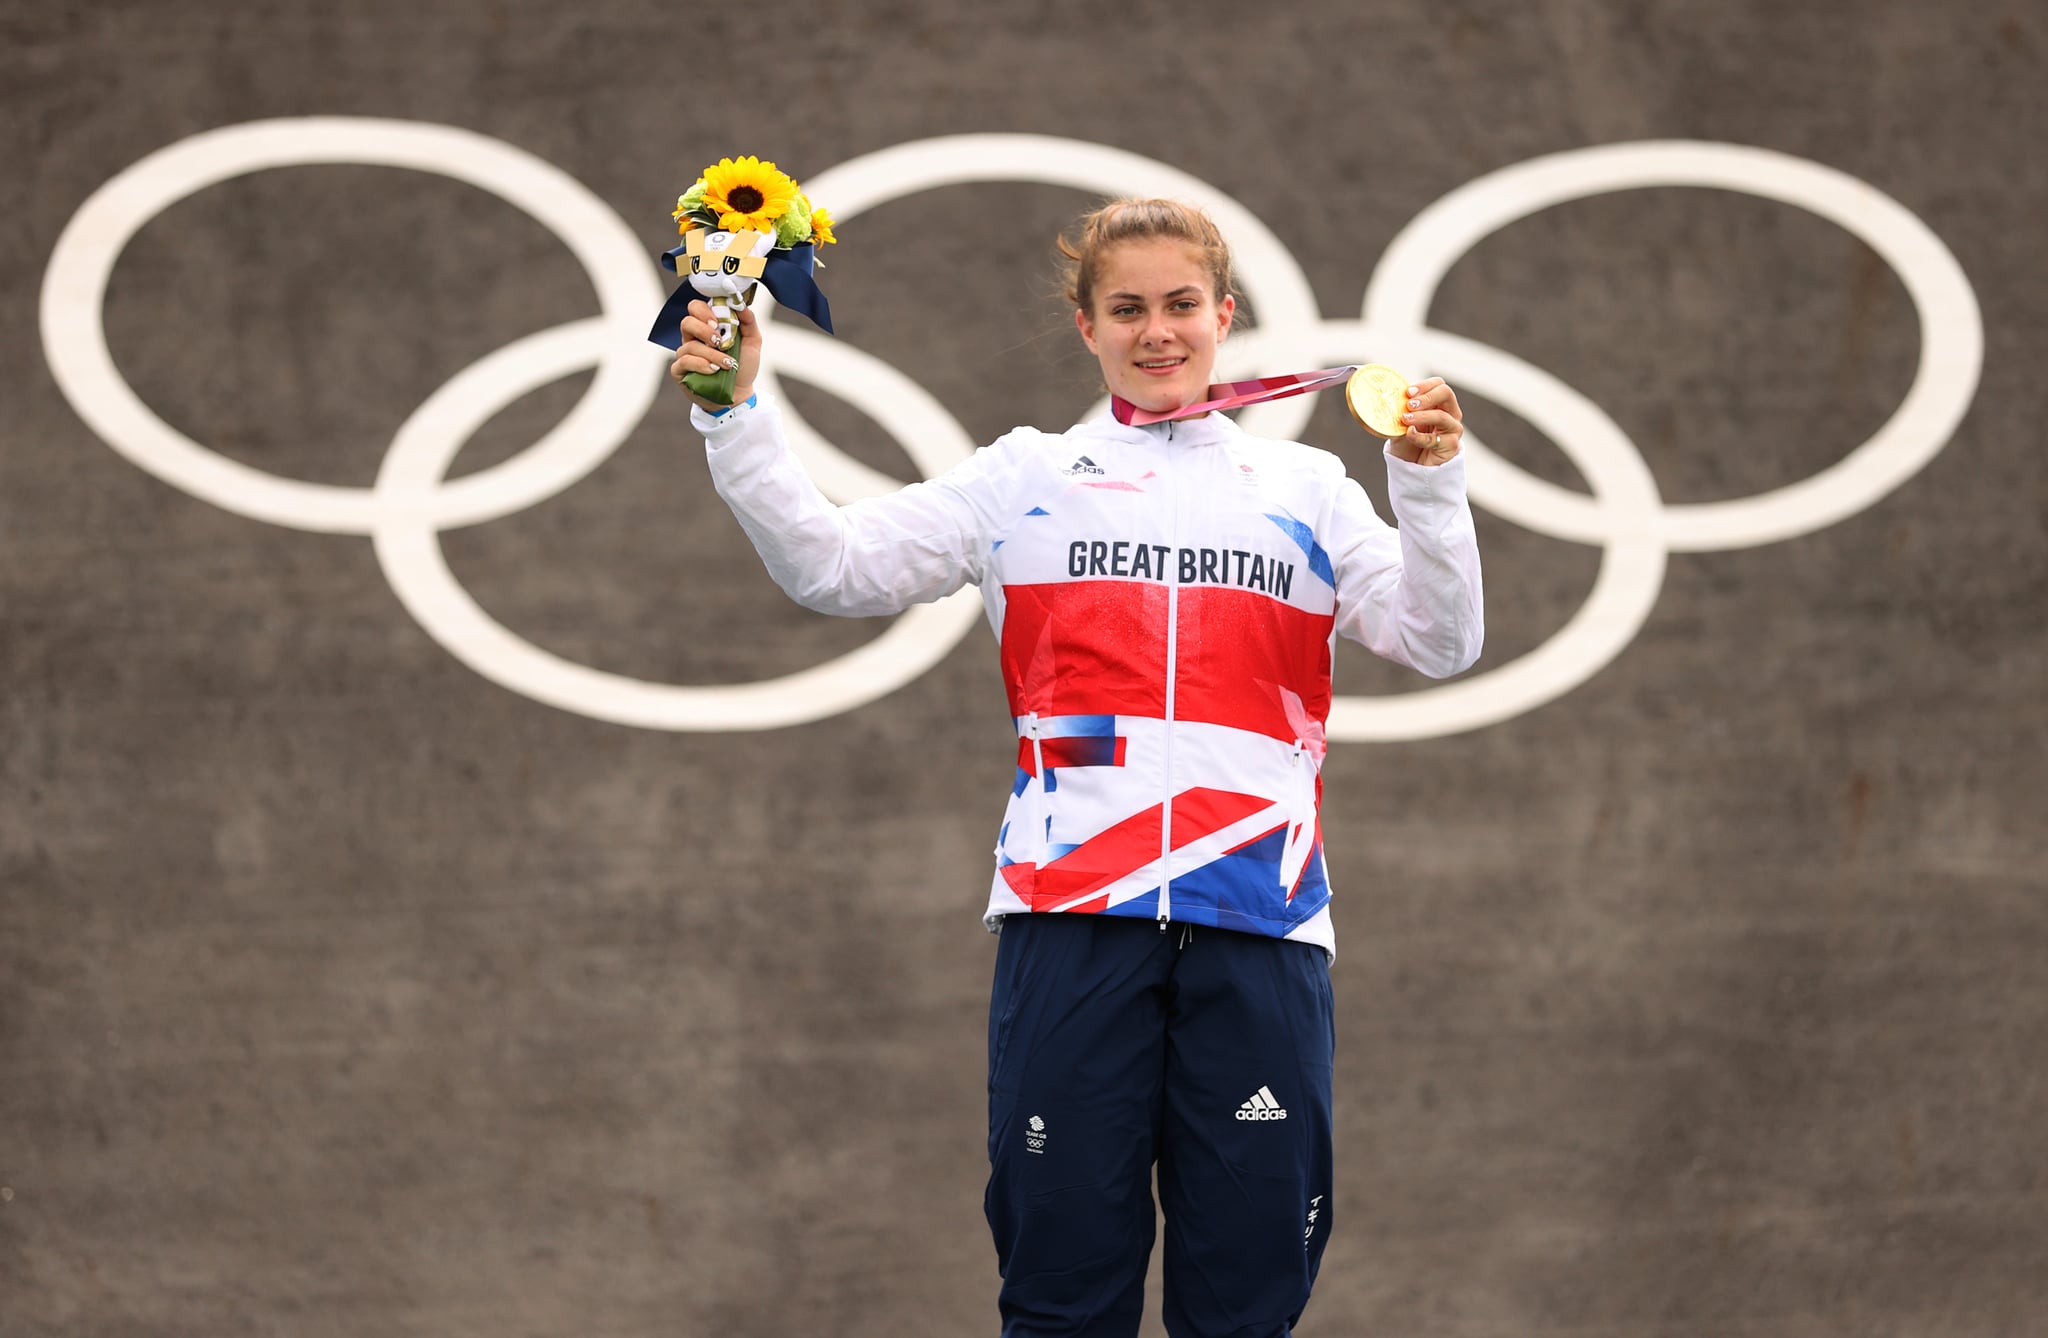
[696,396,1483,957]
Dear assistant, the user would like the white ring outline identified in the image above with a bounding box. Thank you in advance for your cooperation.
[1284,322,1669,742]
[1363,140,1983,551]
[369,321,985,731]
[751,133,1324,499]
[38,117,666,535]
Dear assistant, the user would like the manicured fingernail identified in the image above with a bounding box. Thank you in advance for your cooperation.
[1409,398,1420,409]
[1407,385,1419,395]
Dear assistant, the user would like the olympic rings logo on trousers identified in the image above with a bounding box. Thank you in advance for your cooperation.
[39,119,1983,740]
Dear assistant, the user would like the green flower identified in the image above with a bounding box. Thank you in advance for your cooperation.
[774,192,815,248]
[672,179,713,233]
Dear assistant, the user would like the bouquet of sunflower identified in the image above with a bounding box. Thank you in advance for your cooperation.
[646,155,838,405]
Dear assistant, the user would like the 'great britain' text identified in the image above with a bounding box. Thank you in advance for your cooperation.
[1066,540,1295,600]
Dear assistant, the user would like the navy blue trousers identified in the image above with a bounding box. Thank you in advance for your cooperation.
[984,912,1335,1338]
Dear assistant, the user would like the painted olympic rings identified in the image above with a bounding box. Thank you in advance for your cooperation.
[38,118,983,731]
[39,121,1983,739]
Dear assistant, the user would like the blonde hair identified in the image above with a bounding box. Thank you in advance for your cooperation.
[1057,198,1235,314]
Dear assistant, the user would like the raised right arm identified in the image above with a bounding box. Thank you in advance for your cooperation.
[694,394,1016,617]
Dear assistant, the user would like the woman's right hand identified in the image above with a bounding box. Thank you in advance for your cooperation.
[670,299,762,409]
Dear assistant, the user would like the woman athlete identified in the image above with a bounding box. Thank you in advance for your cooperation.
[669,198,1483,1338]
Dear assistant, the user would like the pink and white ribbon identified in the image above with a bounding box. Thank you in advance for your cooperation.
[1110,366,1358,426]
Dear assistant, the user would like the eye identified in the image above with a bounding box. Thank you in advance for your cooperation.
[723,256,741,274]
[1111,304,1139,318]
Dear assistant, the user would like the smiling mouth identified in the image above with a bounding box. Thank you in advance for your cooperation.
[1135,357,1186,372]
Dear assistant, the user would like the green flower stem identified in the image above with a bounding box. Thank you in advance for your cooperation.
[683,362,739,405]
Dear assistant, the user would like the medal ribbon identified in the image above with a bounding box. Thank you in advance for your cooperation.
[1109,365,1358,426]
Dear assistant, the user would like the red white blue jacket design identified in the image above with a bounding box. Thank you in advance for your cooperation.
[696,397,1484,958]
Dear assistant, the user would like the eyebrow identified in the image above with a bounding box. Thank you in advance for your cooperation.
[1105,285,1204,302]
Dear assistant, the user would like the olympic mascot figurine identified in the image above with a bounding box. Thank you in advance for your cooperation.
[647,155,837,404]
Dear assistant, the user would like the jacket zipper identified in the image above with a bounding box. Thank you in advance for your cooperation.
[1158,420,1178,927]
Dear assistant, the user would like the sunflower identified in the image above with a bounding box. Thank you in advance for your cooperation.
[701,156,799,234]
[809,205,838,246]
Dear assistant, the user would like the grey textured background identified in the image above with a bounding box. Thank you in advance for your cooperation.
[5,1,2045,1335]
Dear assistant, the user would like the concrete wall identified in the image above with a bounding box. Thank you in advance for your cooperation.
[5,2,2044,1334]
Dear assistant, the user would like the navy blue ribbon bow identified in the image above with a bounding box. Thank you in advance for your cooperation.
[646,240,834,350]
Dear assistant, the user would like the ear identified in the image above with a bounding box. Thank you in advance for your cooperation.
[1074,306,1098,355]
[1216,292,1235,342]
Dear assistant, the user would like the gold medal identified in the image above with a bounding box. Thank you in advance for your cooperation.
[1344,364,1411,439]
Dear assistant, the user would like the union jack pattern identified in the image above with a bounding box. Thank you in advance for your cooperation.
[985,429,1345,946]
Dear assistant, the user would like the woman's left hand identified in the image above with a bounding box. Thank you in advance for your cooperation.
[1391,377,1463,466]
[670,300,761,410]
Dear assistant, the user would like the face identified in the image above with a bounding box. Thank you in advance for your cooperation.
[685,227,772,296]
[1075,238,1234,414]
